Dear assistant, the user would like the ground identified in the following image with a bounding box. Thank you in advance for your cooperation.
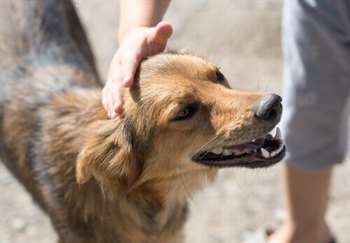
[0,0,349,242]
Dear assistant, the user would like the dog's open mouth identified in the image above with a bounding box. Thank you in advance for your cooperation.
[192,127,285,168]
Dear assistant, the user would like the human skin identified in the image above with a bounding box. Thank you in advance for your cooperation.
[268,165,333,243]
[102,0,172,118]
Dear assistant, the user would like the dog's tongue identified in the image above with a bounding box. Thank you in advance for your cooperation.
[226,140,263,156]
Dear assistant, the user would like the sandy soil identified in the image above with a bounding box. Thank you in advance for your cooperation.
[0,0,349,242]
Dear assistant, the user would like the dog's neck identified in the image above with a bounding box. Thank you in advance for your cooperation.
[44,88,188,242]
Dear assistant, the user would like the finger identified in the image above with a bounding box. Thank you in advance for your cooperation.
[102,78,123,118]
[111,80,126,116]
[121,54,140,87]
[101,88,109,110]
[112,92,124,118]
[102,87,113,117]
[149,22,173,49]
[107,97,115,118]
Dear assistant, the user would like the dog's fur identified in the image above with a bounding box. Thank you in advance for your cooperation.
[0,1,281,243]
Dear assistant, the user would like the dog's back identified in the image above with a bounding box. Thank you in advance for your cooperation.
[0,0,100,97]
[0,0,100,206]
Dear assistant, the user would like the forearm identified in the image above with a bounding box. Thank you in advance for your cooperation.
[118,0,171,42]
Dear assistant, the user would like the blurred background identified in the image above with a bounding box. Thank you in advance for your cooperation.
[0,0,349,242]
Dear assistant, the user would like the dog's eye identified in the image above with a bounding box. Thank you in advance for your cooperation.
[216,70,226,82]
[173,103,199,121]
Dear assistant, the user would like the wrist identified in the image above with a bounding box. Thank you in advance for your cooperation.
[118,28,128,44]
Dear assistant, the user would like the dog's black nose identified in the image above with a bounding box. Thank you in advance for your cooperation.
[255,94,282,121]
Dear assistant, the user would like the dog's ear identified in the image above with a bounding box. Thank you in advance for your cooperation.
[76,119,141,188]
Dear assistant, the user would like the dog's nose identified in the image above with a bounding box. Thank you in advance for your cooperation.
[255,94,282,121]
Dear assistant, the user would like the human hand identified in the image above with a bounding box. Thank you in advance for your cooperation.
[102,21,173,118]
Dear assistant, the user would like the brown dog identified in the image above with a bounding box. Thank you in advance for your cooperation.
[0,1,285,243]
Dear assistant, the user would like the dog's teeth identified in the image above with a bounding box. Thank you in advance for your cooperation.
[261,148,270,158]
[223,149,232,156]
[274,127,281,140]
[269,127,276,136]
[275,144,284,154]
[212,147,223,154]
[270,144,284,157]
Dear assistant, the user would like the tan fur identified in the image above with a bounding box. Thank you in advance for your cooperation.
[2,52,271,243]
[0,1,281,242]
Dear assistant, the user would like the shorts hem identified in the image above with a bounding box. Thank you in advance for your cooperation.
[285,152,345,171]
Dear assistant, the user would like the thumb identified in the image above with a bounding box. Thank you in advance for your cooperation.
[148,21,173,48]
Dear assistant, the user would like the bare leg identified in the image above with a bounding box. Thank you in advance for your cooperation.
[268,164,333,243]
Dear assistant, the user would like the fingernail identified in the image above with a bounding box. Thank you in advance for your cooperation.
[114,105,122,115]
[123,78,132,87]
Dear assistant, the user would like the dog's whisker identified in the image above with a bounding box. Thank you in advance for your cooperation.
[196,135,223,154]
[192,136,226,166]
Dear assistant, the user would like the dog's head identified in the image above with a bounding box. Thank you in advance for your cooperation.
[76,53,285,194]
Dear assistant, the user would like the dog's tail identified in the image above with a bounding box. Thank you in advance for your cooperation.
[0,0,98,76]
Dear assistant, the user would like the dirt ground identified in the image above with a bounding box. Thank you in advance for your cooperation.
[0,0,349,242]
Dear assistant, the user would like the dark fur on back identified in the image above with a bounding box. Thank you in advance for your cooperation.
[0,0,99,196]
[0,1,189,243]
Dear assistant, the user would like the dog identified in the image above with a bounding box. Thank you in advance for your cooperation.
[0,1,285,243]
